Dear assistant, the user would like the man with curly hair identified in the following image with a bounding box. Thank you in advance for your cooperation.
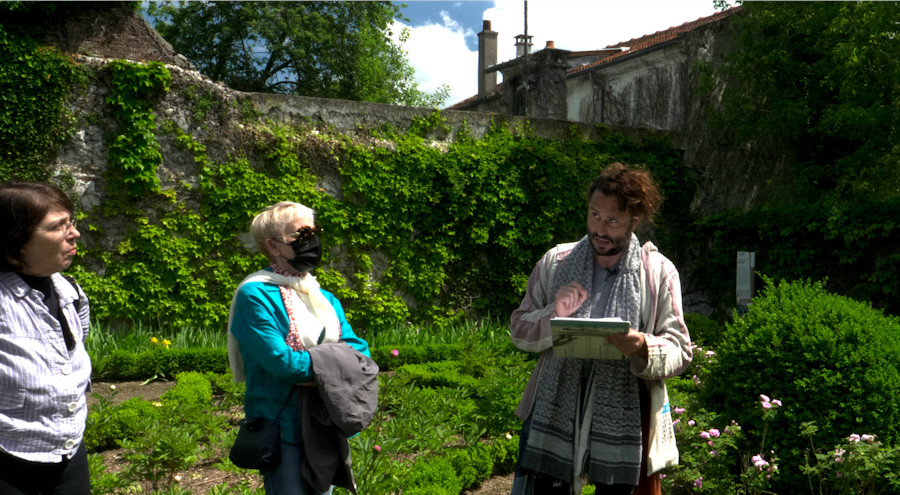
[510,163,692,495]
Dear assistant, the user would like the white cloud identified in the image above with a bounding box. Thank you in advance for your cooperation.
[398,0,721,106]
[391,13,478,107]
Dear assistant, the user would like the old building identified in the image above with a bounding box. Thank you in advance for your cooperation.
[450,7,797,221]
[451,7,741,133]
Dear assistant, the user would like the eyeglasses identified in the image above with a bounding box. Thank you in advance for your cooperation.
[271,225,321,244]
[42,217,78,237]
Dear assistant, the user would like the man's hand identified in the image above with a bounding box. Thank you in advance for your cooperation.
[606,328,649,359]
[554,282,587,317]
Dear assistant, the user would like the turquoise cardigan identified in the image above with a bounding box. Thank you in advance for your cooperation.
[230,274,370,444]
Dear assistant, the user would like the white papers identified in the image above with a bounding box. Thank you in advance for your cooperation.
[550,317,630,360]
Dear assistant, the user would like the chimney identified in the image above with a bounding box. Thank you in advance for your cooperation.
[545,40,555,50]
[514,34,533,58]
[478,20,498,97]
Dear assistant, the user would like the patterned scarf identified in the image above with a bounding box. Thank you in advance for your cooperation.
[227,267,340,383]
[270,263,339,351]
[519,233,644,489]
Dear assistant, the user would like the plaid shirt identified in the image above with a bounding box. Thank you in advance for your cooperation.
[0,272,91,463]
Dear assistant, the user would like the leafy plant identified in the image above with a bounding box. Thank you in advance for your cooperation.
[0,23,86,181]
[105,59,171,197]
[699,277,900,492]
[800,424,900,495]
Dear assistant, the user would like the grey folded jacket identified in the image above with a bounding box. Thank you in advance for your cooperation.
[300,343,380,494]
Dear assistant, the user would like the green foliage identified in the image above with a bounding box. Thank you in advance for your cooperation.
[684,312,726,347]
[800,425,900,495]
[713,2,900,202]
[403,455,462,494]
[336,118,686,329]
[146,1,447,106]
[101,347,229,381]
[396,361,481,391]
[85,394,160,452]
[118,419,200,492]
[105,59,171,197]
[160,371,213,408]
[699,278,900,492]
[88,452,131,494]
[690,196,900,316]
[0,23,86,181]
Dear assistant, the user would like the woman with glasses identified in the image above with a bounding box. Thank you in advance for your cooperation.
[0,181,91,495]
[227,201,370,495]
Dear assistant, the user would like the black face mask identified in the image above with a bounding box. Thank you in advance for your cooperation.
[283,236,322,274]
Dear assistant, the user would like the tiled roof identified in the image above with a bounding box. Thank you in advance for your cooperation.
[446,83,504,111]
[568,5,741,76]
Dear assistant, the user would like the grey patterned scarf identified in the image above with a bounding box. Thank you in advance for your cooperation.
[519,233,643,488]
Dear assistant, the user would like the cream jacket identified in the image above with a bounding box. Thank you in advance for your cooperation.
[509,240,692,474]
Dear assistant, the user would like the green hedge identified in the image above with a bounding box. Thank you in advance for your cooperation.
[101,347,229,381]
[700,277,900,492]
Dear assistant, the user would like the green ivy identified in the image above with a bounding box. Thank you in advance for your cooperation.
[73,111,687,333]
[105,60,171,197]
[1,39,691,333]
[0,24,86,181]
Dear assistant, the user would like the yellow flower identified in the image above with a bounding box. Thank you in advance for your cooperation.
[162,339,171,349]
[151,337,159,344]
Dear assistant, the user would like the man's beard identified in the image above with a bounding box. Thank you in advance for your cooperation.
[590,232,630,258]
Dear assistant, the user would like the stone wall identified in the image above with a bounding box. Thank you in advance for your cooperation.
[34,5,745,315]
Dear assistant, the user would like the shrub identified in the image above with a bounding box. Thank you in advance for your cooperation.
[370,343,465,370]
[684,312,726,347]
[403,455,462,495]
[160,371,213,408]
[396,361,480,391]
[85,396,160,452]
[100,347,229,380]
[700,278,900,491]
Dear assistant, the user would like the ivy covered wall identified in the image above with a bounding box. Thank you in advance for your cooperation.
[4,15,899,335]
[0,26,694,332]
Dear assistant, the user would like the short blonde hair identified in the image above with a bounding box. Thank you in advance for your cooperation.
[250,201,315,256]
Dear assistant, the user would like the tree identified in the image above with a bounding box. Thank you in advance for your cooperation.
[712,2,900,201]
[145,1,448,107]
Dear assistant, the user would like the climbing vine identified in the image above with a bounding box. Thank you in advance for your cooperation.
[105,60,171,198]
[0,23,86,181]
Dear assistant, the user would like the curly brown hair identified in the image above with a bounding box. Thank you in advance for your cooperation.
[588,162,663,224]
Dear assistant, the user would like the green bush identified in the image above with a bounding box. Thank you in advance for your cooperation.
[370,343,465,370]
[160,372,213,408]
[396,361,481,391]
[700,278,900,492]
[447,443,494,489]
[85,396,160,452]
[101,347,229,380]
[684,312,726,347]
[403,455,462,495]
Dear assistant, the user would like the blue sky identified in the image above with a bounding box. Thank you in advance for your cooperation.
[390,1,724,106]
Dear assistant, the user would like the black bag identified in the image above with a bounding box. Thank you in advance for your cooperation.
[228,387,296,471]
[228,417,282,470]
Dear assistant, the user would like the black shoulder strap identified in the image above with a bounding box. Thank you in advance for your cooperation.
[61,274,85,313]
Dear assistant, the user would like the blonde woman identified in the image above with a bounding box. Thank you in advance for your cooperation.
[228,202,370,495]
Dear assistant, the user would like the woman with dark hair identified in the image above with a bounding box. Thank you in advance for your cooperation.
[0,181,92,495]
